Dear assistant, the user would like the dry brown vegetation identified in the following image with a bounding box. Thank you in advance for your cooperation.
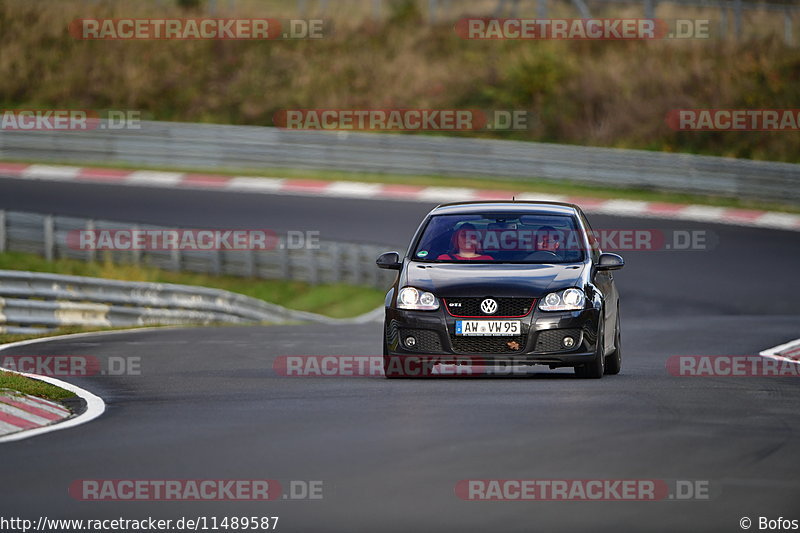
[1,0,798,161]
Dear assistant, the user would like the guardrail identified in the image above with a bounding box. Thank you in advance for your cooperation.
[2,120,798,204]
[0,210,397,290]
[0,270,382,334]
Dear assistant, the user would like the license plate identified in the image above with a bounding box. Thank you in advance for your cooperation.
[455,320,521,336]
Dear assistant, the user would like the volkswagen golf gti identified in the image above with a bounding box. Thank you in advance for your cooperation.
[377,201,624,378]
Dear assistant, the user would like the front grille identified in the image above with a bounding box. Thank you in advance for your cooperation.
[444,297,535,317]
[534,328,583,353]
[450,335,528,354]
[399,329,444,353]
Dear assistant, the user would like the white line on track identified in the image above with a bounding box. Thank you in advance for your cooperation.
[0,327,173,443]
[759,338,800,365]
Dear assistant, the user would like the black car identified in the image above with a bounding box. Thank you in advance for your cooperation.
[376,201,624,378]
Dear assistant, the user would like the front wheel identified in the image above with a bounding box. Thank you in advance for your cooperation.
[574,322,604,379]
[604,313,622,375]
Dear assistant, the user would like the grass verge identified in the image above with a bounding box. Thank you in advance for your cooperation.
[0,373,75,402]
[0,325,155,346]
[0,251,386,319]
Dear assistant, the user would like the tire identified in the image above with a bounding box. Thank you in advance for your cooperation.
[574,321,604,379]
[604,313,622,375]
[383,323,402,379]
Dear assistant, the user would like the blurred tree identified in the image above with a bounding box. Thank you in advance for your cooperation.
[177,0,203,10]
[388,0,422,25]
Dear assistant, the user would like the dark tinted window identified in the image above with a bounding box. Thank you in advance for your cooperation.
[413,213,585,263]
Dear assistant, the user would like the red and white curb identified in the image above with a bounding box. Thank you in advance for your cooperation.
[2,162,799,232]
[760,338,800,364]
[0,388,72,436]
[0,330,116,443]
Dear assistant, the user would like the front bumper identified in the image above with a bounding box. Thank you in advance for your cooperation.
[384,305,601,367]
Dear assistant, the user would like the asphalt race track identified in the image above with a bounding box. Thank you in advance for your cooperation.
[1,176,800,532]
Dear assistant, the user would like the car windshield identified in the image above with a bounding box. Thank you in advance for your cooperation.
[413,213,585,264]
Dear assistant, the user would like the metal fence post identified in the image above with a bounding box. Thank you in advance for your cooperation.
[131,224,140,265]
[369,247,380,288]
[43,215,55,262]
[537,0,547,19]
[212,249,222,275]
[307,246,319,284]
[331,242,342,283]
[245,249,256,278]
[0,210,6,253]
[352,244,363,286]
[428,0,438,24]
[280,239,291,280]
[86,219,96,263]
[733,0,742,41]
[171,247,181,271]
[785,9,794,46]
[372,0,381,20]
[644,0,655,20]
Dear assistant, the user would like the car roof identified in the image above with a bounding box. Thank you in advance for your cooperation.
[430,201,582,216]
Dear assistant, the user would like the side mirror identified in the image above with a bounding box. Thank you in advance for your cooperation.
[376,251,402,270]
[596,252,624,271]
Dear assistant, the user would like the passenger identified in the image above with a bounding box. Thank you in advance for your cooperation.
[437,224,493,260]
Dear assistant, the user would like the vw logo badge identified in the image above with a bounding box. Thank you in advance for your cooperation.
[480,298,498,315]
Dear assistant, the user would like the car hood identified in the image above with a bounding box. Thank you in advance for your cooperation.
[403,262,587,298]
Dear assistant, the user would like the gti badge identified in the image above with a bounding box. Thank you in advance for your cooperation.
[480,298,498,314]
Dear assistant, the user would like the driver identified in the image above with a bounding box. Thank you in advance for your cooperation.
[437,223,493,260]
[536,225,563,253]
[522,225,566,261]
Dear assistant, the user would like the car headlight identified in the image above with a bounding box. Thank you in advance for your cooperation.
[397,287,439,311]
[538,288,585,311]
